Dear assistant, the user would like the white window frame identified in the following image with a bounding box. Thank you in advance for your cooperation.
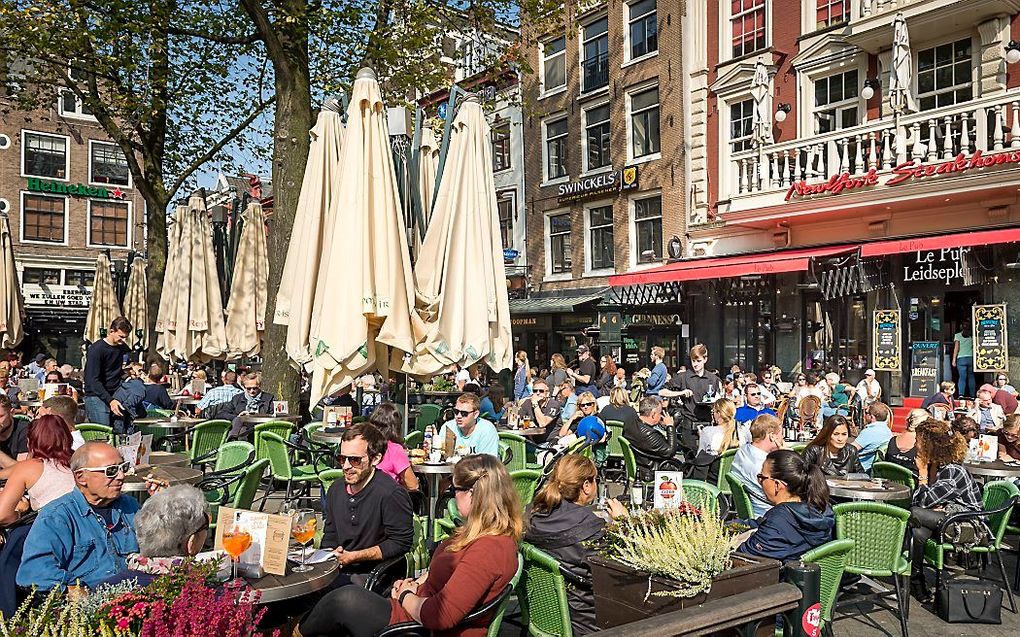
[539,36,567,98]
[914,36,976,113]
[582,100,613,175]
[717,92,756,200]
[578,13,610,95]
[727,97,756,154]
[796,54,867,133]
[810,68,862,135]
[810,0,850,32]
[583,198,616,276]
[21,130,71,182]
[626,81,661,163]
[88,140,133,189]
[86,199,133,249]
[542,114,570,185]
[19,191,69,246]
[719,0,771,64]
[496,189,516,251]
[628,190,663,269]
[545,209,573,281]
[624,0,658,65]
[57,89,97,121]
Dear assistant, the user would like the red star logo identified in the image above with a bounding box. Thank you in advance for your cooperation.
[110,188,125,199]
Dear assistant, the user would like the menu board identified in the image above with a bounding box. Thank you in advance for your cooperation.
[908,341,940,397]
[214,507,291,576]
[872,310,901,371]
[973,304,1008,372]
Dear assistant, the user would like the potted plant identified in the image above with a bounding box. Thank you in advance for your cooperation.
[588,507,781,628]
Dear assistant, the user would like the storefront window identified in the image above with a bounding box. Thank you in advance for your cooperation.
[22,268,61,285]
[803,294,868,376]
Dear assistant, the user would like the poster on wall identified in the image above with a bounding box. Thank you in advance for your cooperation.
[973,304,1008,372]
[872,310,901,371]
[908,341,940,398]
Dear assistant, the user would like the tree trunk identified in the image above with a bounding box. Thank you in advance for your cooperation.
[142,189,169,363]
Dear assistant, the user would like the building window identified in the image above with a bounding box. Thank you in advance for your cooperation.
[628,0,658,60]
[731,0,766,58]
[497,192,514,250]
[65,270,95,287]
[21,194,65,243]
[730,99,755,153]
[582,17,610,93]
[491,120,511,172]
[89,200,130,247]
[630,86,660,158]
[917,38,973,111]
[22,268,61,285]
[814,69,859,134]
[545,117,568,180]
[549,213,572,274]
[22,132,68,180]
[588,205,614,271]
[634,195,662,264]
[815,0,848,28]
[541,37,566,93]
[90,142,131,186]
[585,104,611,171]
[58,90,94,119]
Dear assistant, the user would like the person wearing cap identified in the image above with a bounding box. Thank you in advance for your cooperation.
[567,345,599,396]
[854,369,881,408]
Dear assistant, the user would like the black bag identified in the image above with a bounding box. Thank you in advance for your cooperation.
[936,579,1003,624]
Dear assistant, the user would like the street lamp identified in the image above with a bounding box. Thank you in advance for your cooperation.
[860,78,881,100]
[774,103,791,123]
[1005,40,1020,65]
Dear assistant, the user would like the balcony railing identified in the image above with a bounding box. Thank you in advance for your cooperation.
[729,92,1020,199]
[582,53,609,93]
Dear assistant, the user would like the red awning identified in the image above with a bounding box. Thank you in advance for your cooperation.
[859,227,1020,257]
[609,245,856,287]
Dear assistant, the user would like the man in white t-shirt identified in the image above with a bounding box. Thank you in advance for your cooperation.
[855,369,882,406]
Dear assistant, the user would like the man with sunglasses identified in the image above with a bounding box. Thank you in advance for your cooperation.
[734,383,776,425]
[438,393,499,457]
[518,380,562,441]
[18,442,140,591]
[224,373,276,438]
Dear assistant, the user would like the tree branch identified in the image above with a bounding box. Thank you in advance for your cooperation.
[167,26,261,45]
[239,0,286,65]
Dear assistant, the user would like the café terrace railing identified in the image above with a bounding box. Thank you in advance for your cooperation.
[729,91,1020,200]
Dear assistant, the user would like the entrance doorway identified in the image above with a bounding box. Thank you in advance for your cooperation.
[904,288,984,395]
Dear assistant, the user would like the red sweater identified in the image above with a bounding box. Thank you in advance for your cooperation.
[389,535,518,637]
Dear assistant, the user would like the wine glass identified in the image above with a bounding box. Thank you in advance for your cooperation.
[289,508,317,573]
[222,521,253,585]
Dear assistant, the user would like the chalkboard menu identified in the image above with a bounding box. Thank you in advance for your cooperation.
[873,310,901,371]
[909,341,940,397]
[973,304,1008,372]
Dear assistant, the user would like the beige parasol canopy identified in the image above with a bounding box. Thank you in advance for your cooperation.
[273,103,345,369]
[418,127,440,223]
[123,258,148,351]
[84,252,123,343]
[306,67,423,405]
[225,201,269,358]
[155,205,185,359]
[0,214,24,349]
[406,96,512,377]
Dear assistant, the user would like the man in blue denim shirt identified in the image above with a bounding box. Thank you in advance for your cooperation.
[18,442,139,590]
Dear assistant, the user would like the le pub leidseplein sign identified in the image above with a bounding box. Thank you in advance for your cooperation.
[784,148,1020,202]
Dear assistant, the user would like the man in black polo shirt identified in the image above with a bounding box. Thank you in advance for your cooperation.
[321,422,413,578]
[660,343,723,426]
[0,394,29,471]
[84,316,131,427]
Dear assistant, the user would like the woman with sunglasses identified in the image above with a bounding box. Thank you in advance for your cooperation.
[556,391,600,442]
[299,455,522,637]
[802,415,864,477]
[738,449,833,563]
[0,415,74,526]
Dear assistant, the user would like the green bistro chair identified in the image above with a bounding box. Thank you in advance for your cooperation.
[498,431,530,472]
[187,419,231,467]
[604,420,626,459]
[148,408,175,418]
[833,502,911,637]
[716,448,739,495]
[258,431,321,510]
[870,461,916,509]
[519,542,575,637]
[680,479,722,516]
[76,423,113,442]
[510,469,543,507]
[404,430,423,450]
[317,468,344,496]
[200,441,255,507]
[303,422,324,440]
[199,453,264,533]
[724,473,755,521]
[789,443,808,453]
[254,420,296,460]
[415,404,442,432]
[616,436,638,495]
[801,538,856,637]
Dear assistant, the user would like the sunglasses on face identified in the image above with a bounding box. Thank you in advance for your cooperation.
[78,461,131,478]
[756,473,784,486]
[748,392,761,397]
[453,408,475,417]
[444,484,472,497]
[339,454,369,467]
[579,402,596,408]
[533,389,548,394]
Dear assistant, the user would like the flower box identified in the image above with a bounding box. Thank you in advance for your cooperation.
[589,552,782,629]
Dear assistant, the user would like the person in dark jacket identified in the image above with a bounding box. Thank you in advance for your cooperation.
[594,355,617,397]
[625,396,677,478]
[802,415,865,477]
[739,449,834,563]
[142,364,174,411]
[224,373,276,438]
[598,387,641,432]
[83,316,132,426]
[111,364,148,435]
[525,455,627,635]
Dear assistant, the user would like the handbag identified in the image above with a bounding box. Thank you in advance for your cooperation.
[936,579,1002,624]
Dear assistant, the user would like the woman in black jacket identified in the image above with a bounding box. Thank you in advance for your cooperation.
[525,455,626,635]
[595,355,617,397]
[803,415,864,477]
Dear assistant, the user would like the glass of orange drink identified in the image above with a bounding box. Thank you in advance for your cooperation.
[290,509,317,573]
[222,522,253,583]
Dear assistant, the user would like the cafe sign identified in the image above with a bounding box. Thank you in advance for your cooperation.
[556,166,639,204]
[872,309,900,371]
[23,285,92,308]
[973,304,1008,372]
[26,177,126,200]
[909,341,940,398]
[903,247,968,285]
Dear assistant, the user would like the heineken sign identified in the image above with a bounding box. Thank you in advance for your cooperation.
[26,178,126,200]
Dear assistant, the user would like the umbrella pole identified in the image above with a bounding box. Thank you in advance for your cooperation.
[409,106,427,243]
[432,85,468,205]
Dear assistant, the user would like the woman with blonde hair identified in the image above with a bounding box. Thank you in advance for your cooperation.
[884,408,925,474]
[598,386,641,438]
[526,455,626,635]
[557,391,600,441]
[299,455,523,637]
[698,398,748,456]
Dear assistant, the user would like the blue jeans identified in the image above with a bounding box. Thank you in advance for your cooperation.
[957,356,975,398]
[84,396,111,426]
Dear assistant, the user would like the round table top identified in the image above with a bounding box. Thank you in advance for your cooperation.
[498,427,547,438]
[170,396,202,405]
[411,462,455,475]
[123,465,204,493]
[247,558,339,604]
[964,459,1020,478]
[239,414,302,425]
[139,451,189,467]
[134,418,196,430]
[309,429,344,444]
[22,400,42,408]
[826,478,911,501]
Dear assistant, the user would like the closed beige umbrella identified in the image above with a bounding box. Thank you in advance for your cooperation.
[84,252,123,343]
[307,67,422,405]
[123,258,148,351]
[225,201,269,358]
[273,103,345,368]
[0,213,24,349]
[155,206,185,359]
[418,127,440,222]
[407,96,512,377]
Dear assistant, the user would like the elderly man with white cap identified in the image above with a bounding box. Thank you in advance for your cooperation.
[855,369,882,407]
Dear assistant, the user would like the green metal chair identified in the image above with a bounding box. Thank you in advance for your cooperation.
[789,443,808,453]
[13,414,30,423]
[200,455,265,533]
[498,431,530,472]
[681,479,722,516]
[258,431,321,510]
[318,468,344,496]
[801,538,856,637]
[510,469,543,507]
[519,542,574,637]
[922,479,1019,613]
[76,423,113,442]
[616,437,638,495]
[833,502,911,637]
[254,420,296,461]
[724,473,755,520]
[200,441,255,507]
[404,430,423,450]
[716,448,739,495]
[870,461,916,509]
[415,404,442,432]
[303,422,324,439]
[187,419,231,466]
[604,419,625,459]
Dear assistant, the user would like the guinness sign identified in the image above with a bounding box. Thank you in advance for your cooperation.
[557,166,639,204]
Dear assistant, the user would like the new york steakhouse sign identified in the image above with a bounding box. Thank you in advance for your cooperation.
[784,148,1020,202]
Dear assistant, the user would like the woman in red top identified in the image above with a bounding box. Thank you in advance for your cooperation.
[297,454,523,637]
